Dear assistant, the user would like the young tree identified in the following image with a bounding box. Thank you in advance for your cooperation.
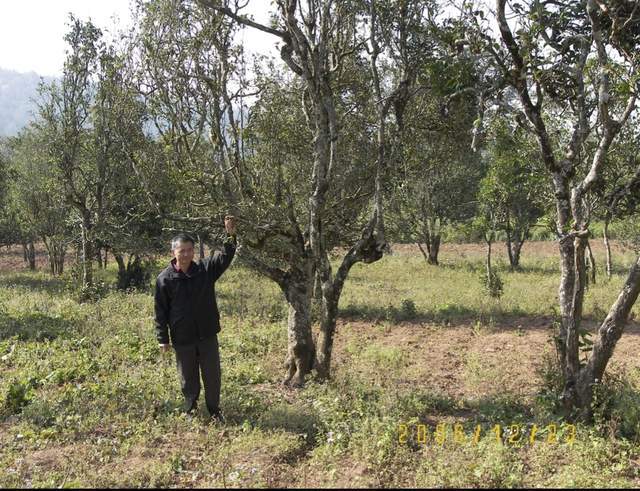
[37,17,103,287]
[483,119,546,270]
[5,127,73,275]
[384,12,490,265]
[592,121,640,279]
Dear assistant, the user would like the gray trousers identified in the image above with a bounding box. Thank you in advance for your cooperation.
[174,335,221,415]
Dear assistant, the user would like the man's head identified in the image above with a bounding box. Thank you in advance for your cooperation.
[171,233,195,270]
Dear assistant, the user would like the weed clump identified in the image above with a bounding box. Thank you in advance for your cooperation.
[1,377,38,418]
[385,298,418,322]
[481,269,504,298]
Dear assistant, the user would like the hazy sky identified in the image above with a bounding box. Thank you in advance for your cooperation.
[0,0,278,76]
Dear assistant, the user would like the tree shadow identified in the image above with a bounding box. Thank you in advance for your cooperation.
[436,259,561,276]
[404,390,536,427]
[340,302,534,327]
[255,404,322,447]
[0,274,67,293]
[0,311,78,341]
[339,302,640,336]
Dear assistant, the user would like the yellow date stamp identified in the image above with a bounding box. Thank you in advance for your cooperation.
[398,422,576,446]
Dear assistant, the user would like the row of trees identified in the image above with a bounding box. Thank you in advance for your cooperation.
[1,0,640,416]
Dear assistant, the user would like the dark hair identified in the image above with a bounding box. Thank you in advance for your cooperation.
[171,233,195,250]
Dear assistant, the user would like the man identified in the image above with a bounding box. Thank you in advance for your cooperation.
[154,216,237,422]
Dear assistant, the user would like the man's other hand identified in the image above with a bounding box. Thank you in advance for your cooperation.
[159,343,171,353]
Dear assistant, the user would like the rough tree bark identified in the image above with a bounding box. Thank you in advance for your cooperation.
[604,219,613,280]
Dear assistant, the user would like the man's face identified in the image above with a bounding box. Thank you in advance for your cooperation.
[173,241,194,267]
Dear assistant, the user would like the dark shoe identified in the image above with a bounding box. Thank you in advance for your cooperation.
[183,399,198,415]
[210,410,225,424]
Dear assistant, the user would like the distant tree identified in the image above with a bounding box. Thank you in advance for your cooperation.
[592,121,640,279]
[5,127,73,275]
[472,191,504,298]
[388,41,482,265]
[37,17,155,289]
[483,119,546,270]
[36,17,102,287]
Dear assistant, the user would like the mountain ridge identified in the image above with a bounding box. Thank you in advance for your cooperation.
[0,67,55,137]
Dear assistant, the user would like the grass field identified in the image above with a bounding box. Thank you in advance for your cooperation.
[2,240,640,487]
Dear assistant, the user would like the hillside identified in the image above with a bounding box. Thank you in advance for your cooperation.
[0,68,53,137]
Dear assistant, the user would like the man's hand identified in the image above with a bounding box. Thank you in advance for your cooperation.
[224,215,237,236]
[159,343,171,353]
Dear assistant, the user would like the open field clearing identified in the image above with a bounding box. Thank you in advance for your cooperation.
[2,241,640,488]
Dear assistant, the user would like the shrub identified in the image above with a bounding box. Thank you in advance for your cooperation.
[1,377,38,417]
[481,269,503,298]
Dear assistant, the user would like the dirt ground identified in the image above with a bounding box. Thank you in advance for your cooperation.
[332,316,640,400]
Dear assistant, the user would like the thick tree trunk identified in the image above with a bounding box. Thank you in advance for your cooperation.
[114,254,127,290]
[604,220,612,280]
[237,248,316,388]
[282,270,315,388]
[315,286,339,381]
[427,234,441,265]
[557,235,576,374]
[558,184,590,410]
[21,242,28,265]
[568,237,588,382]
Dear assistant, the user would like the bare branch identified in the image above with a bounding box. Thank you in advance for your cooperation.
[196,0,287,39]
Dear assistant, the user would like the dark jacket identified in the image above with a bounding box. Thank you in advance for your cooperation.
[154,237,236,346]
